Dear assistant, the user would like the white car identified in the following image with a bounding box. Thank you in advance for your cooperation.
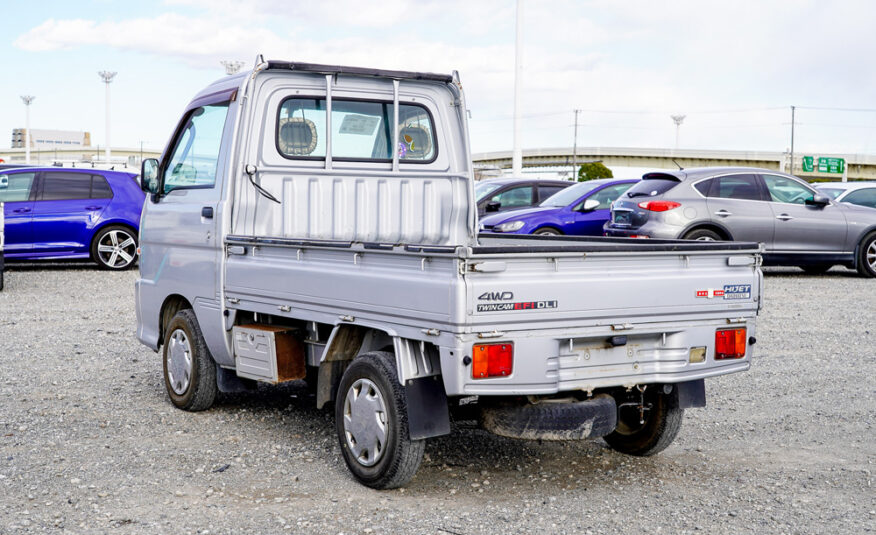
[816,181,876,210]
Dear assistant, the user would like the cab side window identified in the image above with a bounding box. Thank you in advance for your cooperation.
[0,172,36,202]
[762,174,814,205]
[164,103,230,193]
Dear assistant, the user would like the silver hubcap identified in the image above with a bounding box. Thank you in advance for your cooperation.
[695,236,716,241]
[97,230,136,268]
[167,329,192,395]
[867,240,876,270]
[342,378,388,467]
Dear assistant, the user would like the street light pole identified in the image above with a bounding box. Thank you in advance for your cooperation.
[789,105,796,175]
[220,60,245,75]
[572,109,580,180]
[671,114,686,150]
[20,95,35,164]
[98,71,117,163]
[511,0,524,176]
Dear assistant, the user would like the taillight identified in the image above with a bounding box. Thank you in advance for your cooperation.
[638,200,681,212]
[715,328,746,359]
[472,343,513,379]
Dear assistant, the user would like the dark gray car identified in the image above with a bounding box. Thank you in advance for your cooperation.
[604,167,876,277]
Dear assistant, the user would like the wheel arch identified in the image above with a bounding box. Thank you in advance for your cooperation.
[158,294,193,347]
[679,222,733,241]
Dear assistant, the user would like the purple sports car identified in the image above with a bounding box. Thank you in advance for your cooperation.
[0,167,145,270]
[479,178,637,236]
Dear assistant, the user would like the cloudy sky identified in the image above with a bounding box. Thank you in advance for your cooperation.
[3,0,876,158]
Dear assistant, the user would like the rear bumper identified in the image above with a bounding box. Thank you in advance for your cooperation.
[604,222,682,240]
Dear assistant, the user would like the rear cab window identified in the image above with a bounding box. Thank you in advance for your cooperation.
[277,98,437,162]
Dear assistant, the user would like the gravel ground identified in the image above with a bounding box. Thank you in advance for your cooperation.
[0,263,874,534]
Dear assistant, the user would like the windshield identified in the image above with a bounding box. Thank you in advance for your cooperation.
[817,188,843,200]
[540,181,603,207]
[474,182,502,200]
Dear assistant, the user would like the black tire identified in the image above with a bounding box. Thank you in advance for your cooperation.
[857,232,876,278]
[0,270,4,292]
[800,265,832,275]
[162,309,217,411]
[334,351,425,489]
[91,225,138,270]
[534,227,562,236]
[604,389,683,456]
[681,228,721,241]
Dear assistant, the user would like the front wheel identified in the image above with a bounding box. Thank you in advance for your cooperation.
[534,227,562,236]
[92,225,138,270]
[604,389,683,456]
[163,309,217,411]
[857,232,876,278]
[335,351,425,489]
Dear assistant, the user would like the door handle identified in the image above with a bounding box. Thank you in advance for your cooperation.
[85,205,103,210]
[12,208,31,213]
[714,209,732,217]
[201,206,214,218]
[776,214,794,221]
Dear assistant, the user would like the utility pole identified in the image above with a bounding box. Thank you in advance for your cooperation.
[671,114,686,149]
[20,95,35,164]
[572,109,580,180]
[220,60,245,75]
[789,105,796,175]
[98,71,117,163]
[511,0,524,176]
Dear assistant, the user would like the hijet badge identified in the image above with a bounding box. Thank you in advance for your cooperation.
[696,284,751,299]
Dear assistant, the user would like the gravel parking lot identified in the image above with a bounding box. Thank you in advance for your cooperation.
[0,264,873,534]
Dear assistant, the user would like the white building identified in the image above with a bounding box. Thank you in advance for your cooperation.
[11,128,91,150]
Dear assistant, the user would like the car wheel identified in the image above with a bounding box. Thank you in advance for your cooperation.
[92,225,138,270]
[534,228,562,236]
[335,351,425,489]
[857,232,876,278]
[163,309,217,411]
[801,265,832,275]
[682,228,721,241]
[604,388,683,456]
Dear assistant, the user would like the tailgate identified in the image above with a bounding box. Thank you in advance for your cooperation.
[464,249,761,328]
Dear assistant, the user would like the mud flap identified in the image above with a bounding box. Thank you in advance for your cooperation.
[216,365,256,393]
[404,376,451,440]
[669,379,706,409]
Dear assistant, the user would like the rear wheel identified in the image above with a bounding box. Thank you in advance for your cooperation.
[681,228,721,241]
[335,351,424,489]
[534,228,562,236]
[857,232,876,278]
[604,388,683,456]
[92,225,138,270]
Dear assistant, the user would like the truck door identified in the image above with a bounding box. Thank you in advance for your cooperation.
[139,97,234,364]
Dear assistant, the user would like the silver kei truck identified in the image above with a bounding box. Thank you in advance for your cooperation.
[135,58,763,489]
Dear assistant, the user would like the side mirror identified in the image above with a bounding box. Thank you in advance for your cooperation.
[140,158,160,195]
[579,198,600,212]
[485,201,501,213]
[806,194,830,207]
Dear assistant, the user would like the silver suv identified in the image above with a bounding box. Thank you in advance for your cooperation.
[604,167,876,277]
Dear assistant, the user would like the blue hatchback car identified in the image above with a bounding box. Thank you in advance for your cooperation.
[0,167,145,269]
[479,178,638,236]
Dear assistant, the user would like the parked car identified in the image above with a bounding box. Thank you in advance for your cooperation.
[0,167,145,269]
[474,178,572,216]
[0,200,4,290]
[816,181,876,210]
[604,167,876,276]
[480,178,637,235]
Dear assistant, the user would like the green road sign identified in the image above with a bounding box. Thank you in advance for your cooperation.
[801,156,844,174]
[818,157,844,174]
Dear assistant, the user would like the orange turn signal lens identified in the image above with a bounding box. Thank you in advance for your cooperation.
[715,328,746,360]
[472,343,513,379]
